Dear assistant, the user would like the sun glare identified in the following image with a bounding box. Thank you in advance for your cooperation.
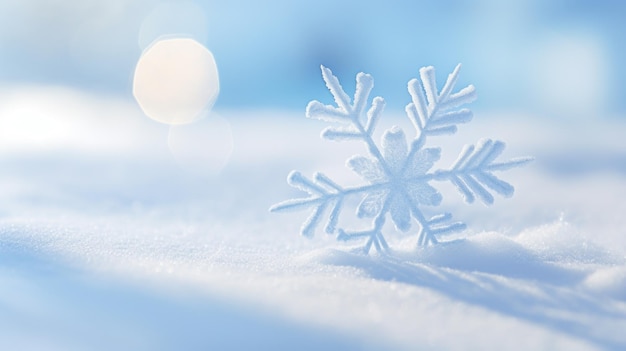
[132,38,219,125]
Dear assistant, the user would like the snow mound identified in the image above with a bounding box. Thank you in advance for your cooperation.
[515,219,620,264]
[304,233,548,284]
[303,227,626,350]
[413,232,584,284]
[584,266,626,301]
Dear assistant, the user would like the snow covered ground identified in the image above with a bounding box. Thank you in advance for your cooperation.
[1,85,626,350]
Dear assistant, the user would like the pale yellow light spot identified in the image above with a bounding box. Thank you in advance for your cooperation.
[133,38,219,125]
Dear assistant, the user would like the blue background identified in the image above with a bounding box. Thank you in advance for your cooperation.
[1,0,624,116]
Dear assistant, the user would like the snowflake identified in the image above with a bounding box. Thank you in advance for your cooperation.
[270,64,532,253]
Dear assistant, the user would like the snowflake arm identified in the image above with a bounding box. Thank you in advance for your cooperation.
[272,66,396,243]
[306,66,380,132]
[405,64,477,143]
[306,66,393,175]
[337,203,390,254]
[417,213,467,246]
[269,171,389,237]
[395,64,478,246]
[431,139,534,205]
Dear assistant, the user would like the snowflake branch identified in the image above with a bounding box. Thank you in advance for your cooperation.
[338,198,390,254]
[431,139,534,205]
[270,171,394,237]
[306,66,378,125]
[321,65,352,112]
[270,174,389,212]
[417,213,466,246]
[306,65,397,179]
[366,97,385,134]
[403,64,477,173]
[397,189,466,246]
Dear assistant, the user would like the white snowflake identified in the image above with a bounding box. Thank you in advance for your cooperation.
[270,64,532,253]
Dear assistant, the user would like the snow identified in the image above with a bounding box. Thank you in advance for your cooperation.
[1,86,626,350]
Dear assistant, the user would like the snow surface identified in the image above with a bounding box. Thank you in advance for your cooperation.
[1,85,626,350]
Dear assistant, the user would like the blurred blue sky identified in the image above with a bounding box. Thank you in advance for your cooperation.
[0,0,625,117]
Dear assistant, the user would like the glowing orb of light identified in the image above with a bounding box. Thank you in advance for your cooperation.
[133,38,219,125]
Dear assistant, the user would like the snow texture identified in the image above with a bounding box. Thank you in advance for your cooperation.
[2,86,626,350]
[271,65,532,252]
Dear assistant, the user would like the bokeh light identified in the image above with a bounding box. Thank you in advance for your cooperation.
[133,38,219,125]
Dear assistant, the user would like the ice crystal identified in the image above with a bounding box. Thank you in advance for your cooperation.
[270,64,532,253]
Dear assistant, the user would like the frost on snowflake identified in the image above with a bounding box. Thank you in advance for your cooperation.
[270,64,532,253]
